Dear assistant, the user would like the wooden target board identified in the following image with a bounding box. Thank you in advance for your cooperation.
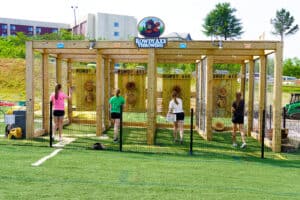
[117,69,146,112]
[212,74,238,118]
[161,74,191,116]
[73,68,96,111]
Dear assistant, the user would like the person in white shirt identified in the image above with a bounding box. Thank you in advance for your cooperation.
[168,91,185,144]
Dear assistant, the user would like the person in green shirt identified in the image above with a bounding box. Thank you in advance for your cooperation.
[109,89,125,143]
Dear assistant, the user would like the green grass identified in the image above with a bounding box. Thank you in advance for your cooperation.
[0,143,299,200]
[282,85,300,93]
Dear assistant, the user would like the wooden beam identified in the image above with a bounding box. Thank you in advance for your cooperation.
[247,60,254,136]
[240,63,246,99]
[104,58,110,129]
[42,49,97,55]
[96,50,104,136]
[157,59,198,64]
[196,62,201,131]
[147,49,157,145]
[102,49,148,55]
[164,40,277,50]
[56,54,62,84]
[26,41,34,139]
[32,40,278,50]
[67,59,72,123]
[258,55,267,142]
[42,53,50,134]
[157,55,202,60]
[156,49,265,56]
[205,56,213,140]
[110,59,115,94]
[272,43,283,152]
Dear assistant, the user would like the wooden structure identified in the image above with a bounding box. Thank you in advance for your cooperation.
[26,40,282,152]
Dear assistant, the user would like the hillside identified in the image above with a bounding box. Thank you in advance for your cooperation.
[0,58,26,101]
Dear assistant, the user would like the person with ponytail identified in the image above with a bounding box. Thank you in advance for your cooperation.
[50,84,72,142]
[168,91,185,144]
[109,89,125,143]
[231,92,247,148]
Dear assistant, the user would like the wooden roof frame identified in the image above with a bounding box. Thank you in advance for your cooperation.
[26,40,283,152]
[33,40,277,63]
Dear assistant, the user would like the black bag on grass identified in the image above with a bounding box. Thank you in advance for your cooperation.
[93,142,105,150]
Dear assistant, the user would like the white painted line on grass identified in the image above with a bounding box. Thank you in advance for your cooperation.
[31,137,77,167]
[31,149,63,167]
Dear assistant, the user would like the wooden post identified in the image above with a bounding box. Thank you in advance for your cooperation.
[272,43,283,152]
[258,56,266,141]
[104,58,110,129]
[247,60,254,136]
[198,60,204,132]
[110,59,115,94]
[67,59,72,123]
[147,49,157,145]
[96,50,104,136]
[25,41,34,139]
[240,63,246,99]
[108,59,115,128]
[205,56,213,140]
[42,52,50,133]
[56,54,62,84]
[196,61,201,130]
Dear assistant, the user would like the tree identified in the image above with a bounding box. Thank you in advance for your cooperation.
[271,8,299,41]
[202,2,243,40]
[283,57,300,78]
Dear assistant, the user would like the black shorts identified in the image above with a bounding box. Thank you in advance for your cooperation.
[111,112,121,119]
[53,110,65,117]
[232,115,244,124]
[175,112,185,121]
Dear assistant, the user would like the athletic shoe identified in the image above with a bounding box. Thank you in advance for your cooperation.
[232,143,238,147]
[241,143,247,149]
[113,138,118,143]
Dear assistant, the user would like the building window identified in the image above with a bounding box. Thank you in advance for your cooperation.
[114,22,119,27]
[52,28,58,33]
[10,25,16,31]
[28,26,33,31]
[36,27,41,34]
[1,24,7,30]
[114,32,119,37]
[2,33,7,37]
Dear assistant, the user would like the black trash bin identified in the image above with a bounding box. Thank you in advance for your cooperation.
[13,110,26,138]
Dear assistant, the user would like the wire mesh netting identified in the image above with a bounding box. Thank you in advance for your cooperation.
[0,58,275,158]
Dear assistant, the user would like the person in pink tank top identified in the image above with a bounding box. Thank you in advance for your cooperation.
[50,84,72,142]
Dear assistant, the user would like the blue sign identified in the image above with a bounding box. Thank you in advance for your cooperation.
[179,43,187,48]
[56,43,65,48]
[135,37,167,48]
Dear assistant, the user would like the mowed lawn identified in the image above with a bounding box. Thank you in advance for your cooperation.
[0,143,299,200]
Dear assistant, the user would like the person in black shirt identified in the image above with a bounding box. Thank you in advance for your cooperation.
[231,92,247,148]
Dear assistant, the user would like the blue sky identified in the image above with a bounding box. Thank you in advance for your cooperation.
[1,0,299,58]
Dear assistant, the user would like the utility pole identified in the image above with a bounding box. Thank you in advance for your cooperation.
[71,5,78,26]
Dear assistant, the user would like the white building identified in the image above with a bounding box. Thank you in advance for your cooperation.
[73,13,137,41]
